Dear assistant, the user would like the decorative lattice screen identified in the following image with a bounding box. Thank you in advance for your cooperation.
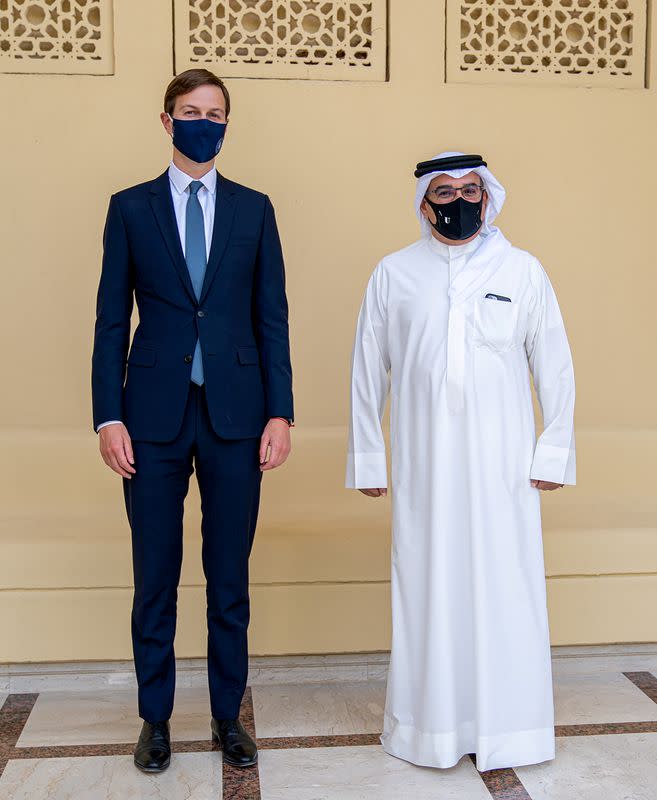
[174,0,387,81]
[0,0,114,75]
[446,0,647,88]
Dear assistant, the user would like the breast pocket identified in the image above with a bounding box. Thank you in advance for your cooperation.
[473,298,520,351]
[229,238,258,256]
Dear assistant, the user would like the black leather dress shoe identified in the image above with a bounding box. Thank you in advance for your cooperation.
[211,717,258,767]
[134,720,171,773]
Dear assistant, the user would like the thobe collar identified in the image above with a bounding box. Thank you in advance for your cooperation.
[427,231,485,287]
[168,160,217,197]
[427,231,484,261]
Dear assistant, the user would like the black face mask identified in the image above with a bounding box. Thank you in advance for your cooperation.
[425,196,484,241]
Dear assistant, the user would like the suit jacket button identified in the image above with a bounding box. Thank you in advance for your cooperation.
[197,310,206,318]
[184,354,193,363]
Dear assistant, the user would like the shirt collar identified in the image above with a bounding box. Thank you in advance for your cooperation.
[168,161,218,196]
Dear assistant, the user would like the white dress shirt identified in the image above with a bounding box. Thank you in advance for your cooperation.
[97,162,217,432]
[168,159,217,261]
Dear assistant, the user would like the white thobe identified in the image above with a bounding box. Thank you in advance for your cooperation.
[346,229,576,772]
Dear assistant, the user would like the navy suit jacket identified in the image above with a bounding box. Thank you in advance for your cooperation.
[91,170,294,442]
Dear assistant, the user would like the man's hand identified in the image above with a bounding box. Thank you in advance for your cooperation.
[99,423,136,479]
[531,479,563,491]
[359,488,388,498]
[260,418,291,472]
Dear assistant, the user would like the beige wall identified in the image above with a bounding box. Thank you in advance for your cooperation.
[1,0,656,663]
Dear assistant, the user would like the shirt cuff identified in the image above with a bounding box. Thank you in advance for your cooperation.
[530,443,576,485]
[97,420,123,433]
[345,452,388,489]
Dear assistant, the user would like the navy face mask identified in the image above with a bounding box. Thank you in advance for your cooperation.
[168,114,227,163]
[425,195,484,241]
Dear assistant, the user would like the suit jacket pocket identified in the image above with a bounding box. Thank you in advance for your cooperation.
[127,346,156,367]
[236,346,260,365]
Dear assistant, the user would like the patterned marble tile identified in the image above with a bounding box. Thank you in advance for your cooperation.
[556,720,657,737]
[624,671,657,704]
[0,753,221,800]
[16,687,214,747]
[258,745,491,799]
[252,682,386,739]
[554,671,657,725]
[0,695,39,749]
[223,760,261,800]
[258,733,380,750]
[476,763,532,799]
[516,732,657,800]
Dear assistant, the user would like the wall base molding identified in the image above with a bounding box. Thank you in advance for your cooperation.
[3,644,657,694]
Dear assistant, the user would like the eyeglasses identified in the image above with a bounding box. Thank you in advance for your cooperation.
[425,183,485,204]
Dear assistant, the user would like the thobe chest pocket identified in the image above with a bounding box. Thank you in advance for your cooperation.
[473,298,520,351]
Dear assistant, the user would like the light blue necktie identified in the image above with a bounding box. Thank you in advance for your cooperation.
[185,180,207,385]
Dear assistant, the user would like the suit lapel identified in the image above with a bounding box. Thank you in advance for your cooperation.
[199,172,238,304]
[148,171,197,304]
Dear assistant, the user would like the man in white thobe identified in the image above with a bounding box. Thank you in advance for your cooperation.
[346,152,576,772]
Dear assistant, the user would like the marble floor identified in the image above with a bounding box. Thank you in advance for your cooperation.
[2,661,657,799]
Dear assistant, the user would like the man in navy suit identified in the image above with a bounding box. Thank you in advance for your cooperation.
[91,69,293,773]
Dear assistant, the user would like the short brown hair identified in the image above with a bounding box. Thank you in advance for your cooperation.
[164,69,231,118]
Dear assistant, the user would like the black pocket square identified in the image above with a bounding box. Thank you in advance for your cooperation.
[484,293,512,302]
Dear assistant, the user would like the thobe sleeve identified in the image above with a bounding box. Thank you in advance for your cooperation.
[525,260,576,486]
[346,263,391,489]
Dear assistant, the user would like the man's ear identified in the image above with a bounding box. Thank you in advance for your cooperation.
[161,112,173,136]
[421,198,436,225]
